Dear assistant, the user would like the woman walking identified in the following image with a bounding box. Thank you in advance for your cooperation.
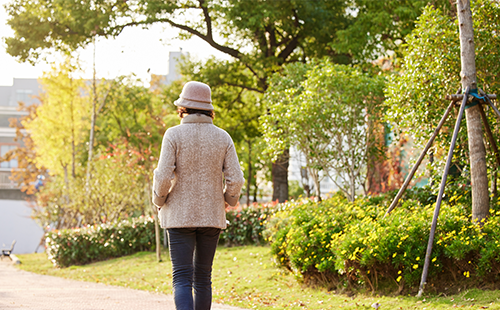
[152,81,245,310]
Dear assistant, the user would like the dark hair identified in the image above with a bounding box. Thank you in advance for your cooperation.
[177,107,215,120]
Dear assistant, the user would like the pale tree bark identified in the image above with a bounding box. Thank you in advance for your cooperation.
[85,38,113,192]
[86,38,98,192]
[458,0,489,222]
[307,166,321,199]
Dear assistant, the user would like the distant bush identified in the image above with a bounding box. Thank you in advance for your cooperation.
[221,202,278,246]
[265,192,500,294]
[46,203,278,267]
[46,216,160,267]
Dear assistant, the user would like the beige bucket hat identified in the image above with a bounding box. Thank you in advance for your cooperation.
[174,81,214,111]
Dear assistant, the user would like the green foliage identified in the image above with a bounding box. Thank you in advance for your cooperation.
[45,216,160,267]
[95,76,178,169]
[265,193,500,293]
[5,0,453,205]
[44,201,277,267]
[220,203,278,246]
[6,0,453,67]
[5,0,351,66]
[34,148,152,230]
[333,0,453,62]
[29,71,182,232]
[261,61,313,158]
[262,60,385,201]
[76,151,149,223]
[5,0,129,63]
[288,180,305,200]
[179,57,264,145]
[385,1,500,170]
[179,57,269,198]
[25,60,90,178]
[215,0,350,64]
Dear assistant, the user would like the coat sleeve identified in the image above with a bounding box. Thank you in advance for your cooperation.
[152,130,176,207]
[223,141,245,206]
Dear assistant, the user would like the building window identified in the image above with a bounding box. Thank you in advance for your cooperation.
[0,144,18,168]
[16,89,33,104]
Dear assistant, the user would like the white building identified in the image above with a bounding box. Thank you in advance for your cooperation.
[151,50,189,87]
[288,147,339,199]
[0,78,44,254]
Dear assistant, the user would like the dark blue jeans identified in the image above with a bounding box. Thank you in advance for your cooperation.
[167,227,221,310]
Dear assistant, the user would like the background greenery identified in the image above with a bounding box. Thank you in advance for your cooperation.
[2,0,500,303]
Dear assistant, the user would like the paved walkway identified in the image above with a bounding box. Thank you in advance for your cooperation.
[0,259,245,310]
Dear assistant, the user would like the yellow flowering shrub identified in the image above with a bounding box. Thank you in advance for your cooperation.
[265,191,500,293]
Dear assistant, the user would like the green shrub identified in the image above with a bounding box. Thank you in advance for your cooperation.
[46,216,160,267]
[46,204,277,267]
[220,202,278,246]
[265,192,500,293]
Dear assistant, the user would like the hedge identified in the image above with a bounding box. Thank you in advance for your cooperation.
[46,203,277,267]
[46,216,160,267]
[265,192,500,294]
[220,202,278,246]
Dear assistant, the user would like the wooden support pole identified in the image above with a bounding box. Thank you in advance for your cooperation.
[481,90,500,120]
[417,87,469,298]
[385,99,456,216]
[478,103,500,169]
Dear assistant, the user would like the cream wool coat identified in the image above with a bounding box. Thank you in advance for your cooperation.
[152,114,245,229]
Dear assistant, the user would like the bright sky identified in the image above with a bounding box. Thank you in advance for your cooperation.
[0,0,227,86]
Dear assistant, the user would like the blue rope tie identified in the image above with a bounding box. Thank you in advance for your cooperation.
[465,88,485,109]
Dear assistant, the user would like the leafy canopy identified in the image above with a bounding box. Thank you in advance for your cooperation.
[333,0,453,62]
[262,60,385,201]
[4,0,453,70]
[25,61,90,177]
[385,0,500,169]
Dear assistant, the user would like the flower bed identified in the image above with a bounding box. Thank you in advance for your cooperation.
[265,192,500,293]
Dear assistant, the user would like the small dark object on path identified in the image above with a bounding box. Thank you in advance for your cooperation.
[1,240,16,260]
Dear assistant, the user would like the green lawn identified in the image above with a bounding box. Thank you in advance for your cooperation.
[16,246,500,309]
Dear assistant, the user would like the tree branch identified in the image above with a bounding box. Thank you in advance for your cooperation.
[255,28,269,57]
[277,34,300,62]
[165,19,241,59]
[224,82,264,93]
[110,18,241,59]
[198,0,213,39]
[243,63,267,91]
[266,25,277,54]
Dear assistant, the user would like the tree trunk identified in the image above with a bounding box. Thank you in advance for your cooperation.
[309,168,321,199]
[457,0,489,222]
[272,149,289,203]
[70,97,76,179]
[86,38,97,192]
